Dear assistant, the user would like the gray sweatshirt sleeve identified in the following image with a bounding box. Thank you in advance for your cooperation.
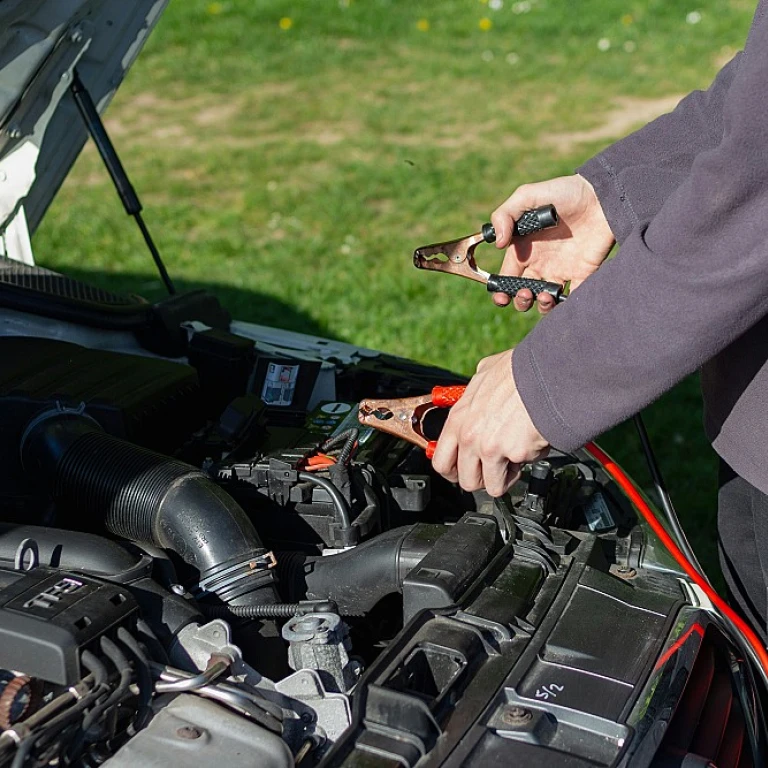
[513,1,768,452]
[578,52,741,244]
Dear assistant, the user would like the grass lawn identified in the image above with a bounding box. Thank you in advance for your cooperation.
[33,0,755,578]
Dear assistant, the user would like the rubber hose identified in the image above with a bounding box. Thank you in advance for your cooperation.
[277,524,442,615]
[21,410,276,607]
[297,471,351,529]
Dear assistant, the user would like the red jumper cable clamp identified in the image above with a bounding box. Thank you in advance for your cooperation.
[358,385,467,459]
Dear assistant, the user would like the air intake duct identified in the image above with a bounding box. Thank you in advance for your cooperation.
[21,408,276,608]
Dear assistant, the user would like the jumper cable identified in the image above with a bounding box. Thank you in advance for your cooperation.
[358,385,466,459]
[359,387,768,687]
[413,205,567,303]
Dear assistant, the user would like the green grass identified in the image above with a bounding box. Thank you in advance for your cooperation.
[33,0,755,577]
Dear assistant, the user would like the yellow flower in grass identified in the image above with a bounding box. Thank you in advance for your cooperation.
[206,2,224,14]
[479,17,492,31]
[416,19,430,32]
[279,17,293,30]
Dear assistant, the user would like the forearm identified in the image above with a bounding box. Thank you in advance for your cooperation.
[514,12,768,451]
[579,52,742,243]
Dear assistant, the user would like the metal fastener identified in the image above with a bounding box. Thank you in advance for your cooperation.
[6,126,20,139]
[176,726,202,740]
[611,564,637,580]
[502,706,533,726]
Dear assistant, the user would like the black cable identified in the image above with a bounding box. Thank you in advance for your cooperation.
[116,629,153,730]
[297,471,352,529]
[632,414,706,578]
[337,428,359,465]
[10,736,36,768]
[80,651,109,692]
[320,428,359,465]
[136,619,170,665]
[12,655,107,768]
[65,638,132,765]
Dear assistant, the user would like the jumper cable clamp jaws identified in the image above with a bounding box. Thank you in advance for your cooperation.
[413,204,566,303]
[358,385,466,459]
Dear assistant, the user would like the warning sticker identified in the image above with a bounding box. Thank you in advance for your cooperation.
[261,363,300,406]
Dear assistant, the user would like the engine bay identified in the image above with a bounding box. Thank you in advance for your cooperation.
[0,3,763,765]
[0,328,707,767]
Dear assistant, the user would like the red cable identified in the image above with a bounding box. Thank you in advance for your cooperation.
[584,442,768,676]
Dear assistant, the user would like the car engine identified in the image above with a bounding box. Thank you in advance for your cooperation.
[0,294,762,767]
[0,3,763,763]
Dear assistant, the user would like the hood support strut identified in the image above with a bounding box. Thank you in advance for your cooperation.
[69,70,176,295]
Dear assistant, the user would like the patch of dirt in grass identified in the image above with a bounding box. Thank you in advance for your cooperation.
[385,129,520,151]
[302,122,359,146]
[194,101,241,126]
[542,94,684,151]
[366,198,394,214]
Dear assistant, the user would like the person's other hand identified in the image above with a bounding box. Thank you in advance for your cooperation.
[431,350,549,497]
[490,174,615,313]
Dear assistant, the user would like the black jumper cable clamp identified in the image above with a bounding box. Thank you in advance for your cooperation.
[413,204,567,303]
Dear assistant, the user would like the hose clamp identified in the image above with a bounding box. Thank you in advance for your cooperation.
[193,551,277,598]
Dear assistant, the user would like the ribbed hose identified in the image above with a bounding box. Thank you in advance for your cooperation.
[277,525,441,615]
[21,410,276,607]
[55,431,201,543]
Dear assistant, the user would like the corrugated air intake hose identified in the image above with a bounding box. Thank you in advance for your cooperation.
[21,408,277,608]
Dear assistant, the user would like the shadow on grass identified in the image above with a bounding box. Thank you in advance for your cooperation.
[42,267,723,582]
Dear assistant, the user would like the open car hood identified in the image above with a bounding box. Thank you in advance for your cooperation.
[0,0,168,235]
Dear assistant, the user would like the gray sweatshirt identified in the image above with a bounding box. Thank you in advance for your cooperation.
[512,1,768,494]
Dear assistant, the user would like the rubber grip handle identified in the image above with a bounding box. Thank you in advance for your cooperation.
[482,204,559,243]
[426,441,437,460]
[431,385,467,407]
[486,274,564,301]
[514,205,559,237]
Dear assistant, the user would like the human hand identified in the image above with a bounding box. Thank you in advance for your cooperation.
[431,349,549,497]
[490,174,615,313]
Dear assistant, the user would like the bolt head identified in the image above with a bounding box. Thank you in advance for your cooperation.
[7,126,20,139]
[502,706,533,726]
[611,565,638,579]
